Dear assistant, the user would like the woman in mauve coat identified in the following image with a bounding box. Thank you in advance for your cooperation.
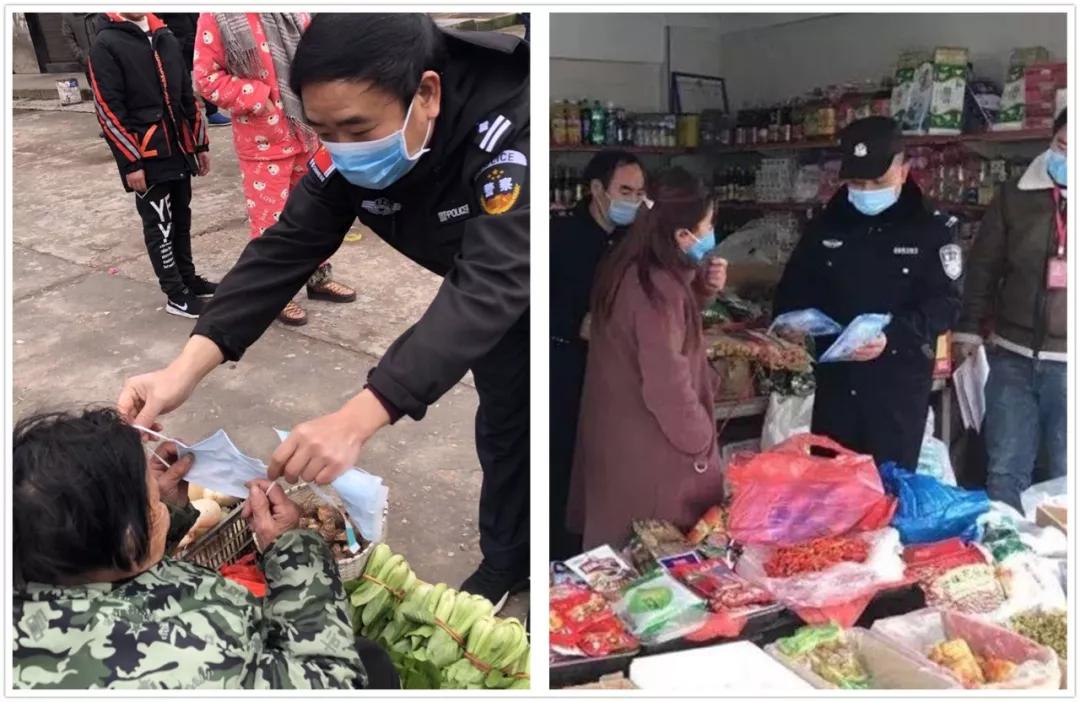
[567,168,728,550]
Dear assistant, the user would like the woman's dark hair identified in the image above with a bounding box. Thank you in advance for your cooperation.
[290,13,448,107]
[1054,108,1067,134]
[583,150,645,198]
[13,408,150,585]
[591,167,713,349]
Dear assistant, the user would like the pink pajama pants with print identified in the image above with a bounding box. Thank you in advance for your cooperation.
[239,154,311,240]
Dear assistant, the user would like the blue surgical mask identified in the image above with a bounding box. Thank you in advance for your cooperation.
[1046,149,1067,187]
[687,229,716,263]
[608,197,641,226]
[848,184,900,216]
[322,97,432,190]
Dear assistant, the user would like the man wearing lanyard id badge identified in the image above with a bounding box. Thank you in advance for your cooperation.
[955,109,1068,510]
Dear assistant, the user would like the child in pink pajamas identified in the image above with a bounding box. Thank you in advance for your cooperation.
[194,12,355,326]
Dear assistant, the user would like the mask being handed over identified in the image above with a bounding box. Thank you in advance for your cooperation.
[323,94,433,190]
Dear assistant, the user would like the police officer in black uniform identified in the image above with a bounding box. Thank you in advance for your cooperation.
[774,116,961,469]
[550,150,645,560]
[117,14,530,609]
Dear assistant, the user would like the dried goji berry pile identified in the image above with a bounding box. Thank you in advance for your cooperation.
[764,535,870,577]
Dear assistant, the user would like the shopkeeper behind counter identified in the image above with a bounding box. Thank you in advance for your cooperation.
[550,150,646,561]
[117,14,530,610]
[774,116,962,470]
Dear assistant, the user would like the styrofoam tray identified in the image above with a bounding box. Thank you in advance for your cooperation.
[629,641,814,692]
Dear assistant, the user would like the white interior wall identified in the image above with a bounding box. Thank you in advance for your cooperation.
[713,13,1067,108]
[551,12,1067,113]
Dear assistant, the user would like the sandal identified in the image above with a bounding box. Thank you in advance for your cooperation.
[277,300,308,326]
[307,278,357,303]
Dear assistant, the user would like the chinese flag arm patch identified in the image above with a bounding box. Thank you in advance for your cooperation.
[308,145,337,183]
[475,149,528,216]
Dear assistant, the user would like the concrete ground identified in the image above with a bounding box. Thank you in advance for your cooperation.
[11,102,527,618]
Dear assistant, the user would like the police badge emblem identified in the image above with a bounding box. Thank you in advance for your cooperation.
[476,149,527,216]
[939,244,963,280]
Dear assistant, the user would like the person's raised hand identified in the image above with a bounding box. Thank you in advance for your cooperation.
[851,333,888,362]
[703,256,729,295]
[267,390,391,486]
[126,169,148,193]
[118,367,197,436]
[243,480,301,551]
[148,441,193,508]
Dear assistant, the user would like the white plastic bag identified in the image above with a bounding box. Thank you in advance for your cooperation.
[735,528,906,609]
[761,393,815,450]
[916,436,956,486]
[1020,477,1067,520]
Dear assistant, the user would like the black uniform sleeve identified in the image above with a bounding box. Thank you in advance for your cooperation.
[367,128,531,421]
[190,172,356,360]
[773,221,822,316]
[88,42,144,175]
[886,216,963,351]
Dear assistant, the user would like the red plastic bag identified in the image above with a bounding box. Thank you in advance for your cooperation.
[727,434,896,546]
[219,553,267,598]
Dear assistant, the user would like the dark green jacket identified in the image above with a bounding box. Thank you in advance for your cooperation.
[956,151,1067,360]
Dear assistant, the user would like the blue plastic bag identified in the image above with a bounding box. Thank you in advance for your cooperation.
[880,462,989,545]
[768,309,843,337]
[819,313,892,363]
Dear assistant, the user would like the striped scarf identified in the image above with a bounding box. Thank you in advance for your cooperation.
[215,13,313,143]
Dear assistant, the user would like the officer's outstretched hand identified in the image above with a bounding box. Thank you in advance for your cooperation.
[268,389,392,485]
[851,334,888,362]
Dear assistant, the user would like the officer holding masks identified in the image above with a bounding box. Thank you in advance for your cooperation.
[550,150,646,560]
[775,116,961,469]
[117,14,530,610]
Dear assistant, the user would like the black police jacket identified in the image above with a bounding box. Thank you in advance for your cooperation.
[550,201,626,342]
[774,180,962,372]
[192,29,529,422]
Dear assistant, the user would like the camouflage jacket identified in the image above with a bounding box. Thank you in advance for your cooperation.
[13,513,366,690]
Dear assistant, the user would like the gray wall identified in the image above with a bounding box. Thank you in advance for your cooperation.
[551,12,1067,111]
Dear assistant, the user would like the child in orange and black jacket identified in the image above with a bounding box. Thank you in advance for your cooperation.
[89,12,217,318]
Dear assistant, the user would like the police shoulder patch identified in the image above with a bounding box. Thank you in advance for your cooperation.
[475,149,527,216]
[939,243,963,280]
[308,145,336,183]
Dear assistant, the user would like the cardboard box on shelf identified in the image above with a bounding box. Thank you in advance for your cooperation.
[892,52,934,134]
[1024,62,1067,87]
[1024,116,1056,131]
[928,47,969,135]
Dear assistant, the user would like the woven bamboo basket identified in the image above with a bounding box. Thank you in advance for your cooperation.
[180,483,385,583]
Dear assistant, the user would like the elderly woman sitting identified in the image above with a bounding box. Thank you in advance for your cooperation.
[12,408,384,690]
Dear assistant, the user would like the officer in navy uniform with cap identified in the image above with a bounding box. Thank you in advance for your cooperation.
[118,14,530,609]
[774,116,962,470]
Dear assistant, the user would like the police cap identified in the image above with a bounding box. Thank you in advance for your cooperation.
[838,116,904,180]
